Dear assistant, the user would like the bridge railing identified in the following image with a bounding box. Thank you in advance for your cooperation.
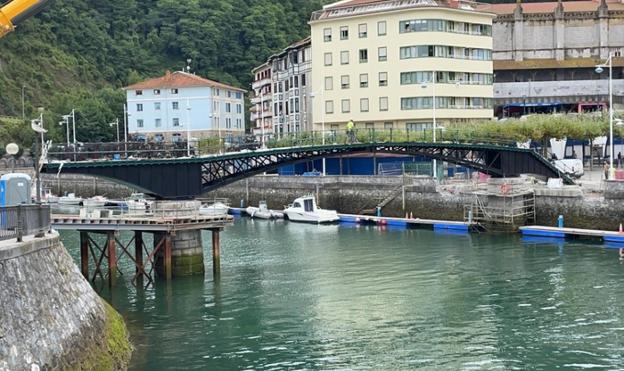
[0,204,51,242]
[266,128,519,149]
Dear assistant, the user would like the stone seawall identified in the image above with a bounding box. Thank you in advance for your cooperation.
[0,232,132,370]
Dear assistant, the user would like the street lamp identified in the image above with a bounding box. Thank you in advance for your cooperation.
[595,52,615,179]
[31,110,47,203]
[186,99,192,156]
[310,88,326,176]
[109,118,120,143]
[58,117,70,146]
[421,70,438,180]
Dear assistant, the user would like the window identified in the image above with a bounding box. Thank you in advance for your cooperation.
[378,47,387,62]
[294,76,299,88]
[136,103,143,112]
[379,97,388,111]
[384,122,393,129]
[227,91,232,98]
[236,104,242,114]
[302,74,307,86]
[236,92,242,99]
[360,73,368,88]
[378,21,387,36]
[379,72,388,87]
[324,28,332,42]
[401,97,433,110]
[400,45,492,60]
[173,118,180,126]
[406,122,433,131]
[135,90,143,96]
[325,100,334,114]
[341,50,349,65]
[215,89,220,96]
[324,52,333,66]
[226,103,231,113]
[172,102,179,110]
[154,102,161,110]
[325,76,333,91]
[360,98,369,112]
[137,119,144,128]
[153,89,161,95]
[340,26,349,40]
[359,49,368,63]
[341,75,350,89]
[358,23,367,38]
[400,71,433,85]
[171,88,179,94]
[341,99,350,113]
[155,118,161,128]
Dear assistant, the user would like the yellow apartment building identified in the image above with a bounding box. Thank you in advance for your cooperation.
[310,0,496,132]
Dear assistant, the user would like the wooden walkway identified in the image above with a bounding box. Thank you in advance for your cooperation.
[520,225,624,243]
[51,214,233,232]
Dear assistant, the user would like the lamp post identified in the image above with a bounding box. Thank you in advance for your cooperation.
[595,52,615,180]
[310,87,326,176]
[421,70,437,180]
[109,118,120,143]
[123,104,128,158]
[59,116,70,146]
[186,99,192,156]
[31,109,47,203]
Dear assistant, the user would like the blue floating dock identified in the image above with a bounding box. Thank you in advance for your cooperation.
[520,226,624,245]
[338,214,475,232]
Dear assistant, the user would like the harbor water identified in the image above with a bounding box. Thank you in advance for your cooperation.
[60,218,624,370]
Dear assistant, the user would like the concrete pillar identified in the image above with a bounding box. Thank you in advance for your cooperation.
[554,1,565,61]
[134,231,143,282]
[513,3,524,62]
[155,229,205,277]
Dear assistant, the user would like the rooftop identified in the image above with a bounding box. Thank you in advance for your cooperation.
[311,0,493,22]
[268,36,311,61]
[124,71,246,92]
[480,0,624,14]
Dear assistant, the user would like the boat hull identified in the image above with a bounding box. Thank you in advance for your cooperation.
[284,210,340,224]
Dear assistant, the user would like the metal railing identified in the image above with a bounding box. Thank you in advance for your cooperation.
[0,204,51,242]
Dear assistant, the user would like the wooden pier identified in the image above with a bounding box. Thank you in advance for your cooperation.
[52,213,233,286]
[520,225,624,244]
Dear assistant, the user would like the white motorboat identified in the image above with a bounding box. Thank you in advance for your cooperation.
[125,193,152,211]
[58,193,83,205]
[83,196,108,208]
[246,201,284,219]
[199,201,230,216]
[284,196,339,224]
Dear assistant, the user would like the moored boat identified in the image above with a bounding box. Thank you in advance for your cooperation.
[246,201,284,219]
[83,196,108,208]
[58,193,83,205]
[199,200,230,216]
[283,196,339,224]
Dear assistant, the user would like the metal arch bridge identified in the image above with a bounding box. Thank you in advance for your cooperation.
[42,142,573,200]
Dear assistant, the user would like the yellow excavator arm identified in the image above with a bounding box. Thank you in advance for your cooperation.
[0,0,51,38]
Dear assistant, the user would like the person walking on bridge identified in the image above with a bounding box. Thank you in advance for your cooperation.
[346,119,355,144]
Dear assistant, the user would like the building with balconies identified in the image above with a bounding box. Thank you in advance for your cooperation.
[310,0,495,132]
[250,63,273,140]
[483,0,624,117]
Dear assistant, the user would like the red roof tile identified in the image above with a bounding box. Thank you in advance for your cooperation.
[124,71,246,92]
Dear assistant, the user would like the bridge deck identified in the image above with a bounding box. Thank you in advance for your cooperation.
[51,214,233,232]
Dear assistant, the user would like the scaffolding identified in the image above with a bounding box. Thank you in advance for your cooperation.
[464,183,536,231]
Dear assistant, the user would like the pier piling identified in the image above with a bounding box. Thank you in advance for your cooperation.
[107,231,117,287]
[164,233,173,281]
[134,231,143,281]
[80,231,89,279]
[212,229,221,277]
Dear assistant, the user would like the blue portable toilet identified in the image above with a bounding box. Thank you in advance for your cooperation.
[0,173,32,206]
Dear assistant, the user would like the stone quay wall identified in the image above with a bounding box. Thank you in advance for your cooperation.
[47,173,624,230]
[0,232,132,370]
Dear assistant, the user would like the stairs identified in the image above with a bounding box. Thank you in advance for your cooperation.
[359,185,403,215]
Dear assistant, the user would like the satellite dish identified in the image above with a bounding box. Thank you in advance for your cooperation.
[5,143,19,155]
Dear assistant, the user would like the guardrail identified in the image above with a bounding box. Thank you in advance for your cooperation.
[0,204,51,242]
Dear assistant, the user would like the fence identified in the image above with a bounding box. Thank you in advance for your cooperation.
[0,204,51,242]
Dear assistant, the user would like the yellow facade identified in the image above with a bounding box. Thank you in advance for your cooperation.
[310,2,495,131]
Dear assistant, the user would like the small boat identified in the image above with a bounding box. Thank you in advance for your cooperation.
[125,193,152,211]
[284,196,339,224]
[58,193,83,205]
[200,200,230,216]
[83,196,108,208]
[246,201,284,219]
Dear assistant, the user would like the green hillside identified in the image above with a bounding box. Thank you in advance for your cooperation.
[0,0,325,146]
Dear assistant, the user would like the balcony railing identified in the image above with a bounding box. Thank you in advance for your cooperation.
[0,204,51,242]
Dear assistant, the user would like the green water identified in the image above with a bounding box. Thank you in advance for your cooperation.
[60,219,624,370]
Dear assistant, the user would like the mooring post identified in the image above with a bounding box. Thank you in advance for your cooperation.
[107,231,117,287]
[80,231,89,279]
[212,229,221,277]
[135,231,143,280]
[164,233,173,281]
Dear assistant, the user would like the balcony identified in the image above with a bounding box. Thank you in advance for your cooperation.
[494,79,624,105]
[251,78,272,90]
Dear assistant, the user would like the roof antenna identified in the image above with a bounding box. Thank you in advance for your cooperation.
[186,58,192,74]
